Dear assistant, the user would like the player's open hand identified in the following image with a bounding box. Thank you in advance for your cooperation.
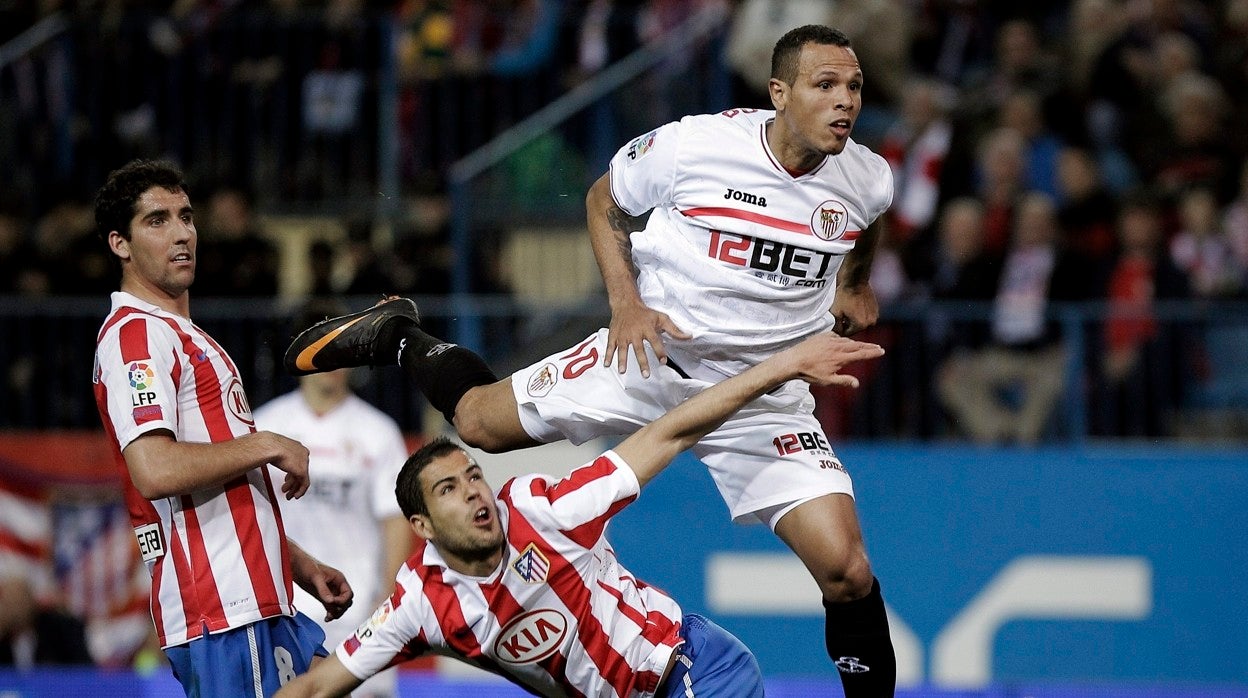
[781,333,885,388]
[606,300,691,378]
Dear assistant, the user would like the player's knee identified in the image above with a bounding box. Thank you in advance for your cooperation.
[814,551,874,602]
[451,387,516,453]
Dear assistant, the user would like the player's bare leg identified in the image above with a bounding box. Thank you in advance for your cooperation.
[774,493,896,697]
[452,379,537,453]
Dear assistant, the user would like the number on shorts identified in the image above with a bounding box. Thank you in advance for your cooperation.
[274,646,296,685]
[562,337,599,379]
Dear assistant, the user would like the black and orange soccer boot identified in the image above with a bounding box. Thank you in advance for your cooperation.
[283,296,420,376]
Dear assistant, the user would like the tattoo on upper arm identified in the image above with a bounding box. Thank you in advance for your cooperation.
[606,207,649,234]
[606,206,648,274]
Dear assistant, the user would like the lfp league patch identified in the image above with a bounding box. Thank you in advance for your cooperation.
[127,361,163,425]
[626,129,659,161]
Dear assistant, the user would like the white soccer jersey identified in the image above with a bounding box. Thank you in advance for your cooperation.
[93,292,294,648]
[336,452,682,698]
[254,392,408,643]
[609,108,894,377]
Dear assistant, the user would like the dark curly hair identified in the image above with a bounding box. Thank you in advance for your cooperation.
[94,159,187,244]
[770,25,852,86]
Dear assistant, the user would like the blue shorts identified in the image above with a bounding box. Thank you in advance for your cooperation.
[166,613,328,697]
[660,613,765,697]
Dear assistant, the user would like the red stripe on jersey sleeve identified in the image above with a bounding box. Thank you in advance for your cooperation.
[538,456,616,504]
[504,504,638,696]
[119,319,151,362]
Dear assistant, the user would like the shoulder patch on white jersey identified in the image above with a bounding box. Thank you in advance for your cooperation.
[126,361,164,426]
[626,129,659,161]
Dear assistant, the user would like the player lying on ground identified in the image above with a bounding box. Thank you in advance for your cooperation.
[276,304,883,698]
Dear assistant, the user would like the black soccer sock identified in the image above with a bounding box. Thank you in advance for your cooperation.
[393,325,498,424]
[824,577,896,698]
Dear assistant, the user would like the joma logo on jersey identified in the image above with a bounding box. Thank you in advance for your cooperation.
[494,609,568,665]
[512,543,550,584]
[708,230,837,285]
[723,188,767,207]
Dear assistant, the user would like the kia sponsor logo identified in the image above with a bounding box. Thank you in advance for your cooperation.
[493,609,568,665]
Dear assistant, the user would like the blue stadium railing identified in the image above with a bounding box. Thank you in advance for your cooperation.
[4,295,1245,441]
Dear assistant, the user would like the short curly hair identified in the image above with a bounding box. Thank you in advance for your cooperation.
[770,25,852,86]
[94,159,187,244]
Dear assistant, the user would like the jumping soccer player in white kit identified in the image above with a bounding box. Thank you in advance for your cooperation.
[285,23,896,697]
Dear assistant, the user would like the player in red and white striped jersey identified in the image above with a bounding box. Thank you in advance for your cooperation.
[92,160,353,696]
[277,330,884,698]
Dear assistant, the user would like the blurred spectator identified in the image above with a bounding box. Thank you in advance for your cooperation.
[974,127,1028,255]
[937,192,1092,444]
[881,78,956,245]
[1152,72,1236,202]
[193,184,280,297]
[996,88,1065,199]
[906,197,1001,359]
[1169,187,1242,298]
[963,19,1061,128]
[1055,146,1119,267]
[1093,193,1191,436]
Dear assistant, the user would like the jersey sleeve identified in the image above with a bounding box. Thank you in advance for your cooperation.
[867,150,896,224]
[607,121,682,216]
[336,577,432,680]
[97,316,184,450]
[510,451,640,544]
[369,418,409,520]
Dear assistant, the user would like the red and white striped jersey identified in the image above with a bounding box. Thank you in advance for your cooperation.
[337,451,683,698]
[609,108,894,377]
[93,292,294,648]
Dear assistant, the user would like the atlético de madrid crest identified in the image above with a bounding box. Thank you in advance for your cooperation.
[810,199,850,241]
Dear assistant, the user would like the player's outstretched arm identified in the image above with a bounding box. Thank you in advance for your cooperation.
[586,172,690,378]
[273,654,362,698]
[614,334,884,486]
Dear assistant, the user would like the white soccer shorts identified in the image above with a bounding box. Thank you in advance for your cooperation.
[510,329,855,525]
